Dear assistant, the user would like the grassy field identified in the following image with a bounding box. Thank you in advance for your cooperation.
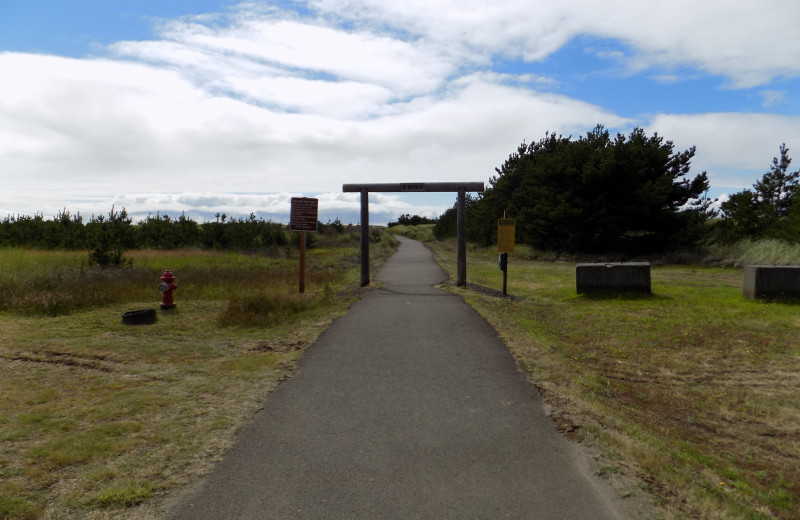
[430,239,799,519]
[3,227,797,519]
[0,232,397,519]
[385,224,436,242]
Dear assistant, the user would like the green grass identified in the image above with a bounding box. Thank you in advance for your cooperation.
[704,238,800,267]
[0,302,306,518]
[385,223,435,242]
[0,233,396,519]
[431,239,800,519]
[0,241,367,316]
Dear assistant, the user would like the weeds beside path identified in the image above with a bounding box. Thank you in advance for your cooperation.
[430,240,800,519]
[0,233,397,519]
[1,301,329,519]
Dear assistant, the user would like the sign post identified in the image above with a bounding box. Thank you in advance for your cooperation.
[497,216,515,296]
[290,197,319,294]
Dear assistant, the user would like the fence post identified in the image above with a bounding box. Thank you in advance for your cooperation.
[457,188,467,286]
[360,189,370,287]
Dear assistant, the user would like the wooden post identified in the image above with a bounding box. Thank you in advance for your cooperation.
[497,211,515,297]
[502,254,508,296]
[457,188,467,287]
[299,231,306,294]
[360,189,369,287]
[501,211,507,296]
[290,197,317,294]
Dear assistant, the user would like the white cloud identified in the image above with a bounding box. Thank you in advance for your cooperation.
[0,191,446,226]
[226,76,394,118]
[0,52,628,202]
[760,90,786,108]
[305,0,800,87]
[111,15,452,109]
[646,113,800,191]
[2,0,800,222]
[651,74,681,84]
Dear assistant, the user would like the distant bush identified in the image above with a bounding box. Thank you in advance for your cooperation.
[386,224,435,242]
[319,218,346,234]
[86,206,134,267]
[0,208,298,253]
[0,210,86,249]
[387,214,436,227]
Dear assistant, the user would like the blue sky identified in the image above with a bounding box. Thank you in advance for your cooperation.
[2,0,800,224]
[0,1,233,56]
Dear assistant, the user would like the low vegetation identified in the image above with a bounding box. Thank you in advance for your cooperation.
[0,229,397,519]
[430,238,799,519]
[2,207,798,520]
[385,223,436,242]
[386,214,436,228]
[0,208,290,254]
[703,238,800,267]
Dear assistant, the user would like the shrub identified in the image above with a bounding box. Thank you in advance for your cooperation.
[218,290,324,327]
[86,206,133,267]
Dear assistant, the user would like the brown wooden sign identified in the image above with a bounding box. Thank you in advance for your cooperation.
[290,197,318,232]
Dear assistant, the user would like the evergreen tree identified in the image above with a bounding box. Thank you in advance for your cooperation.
[86,206,134,266]
[721,144,799,242]
[438,126,713,254]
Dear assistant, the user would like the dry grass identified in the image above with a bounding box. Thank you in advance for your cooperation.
[0,237,395,519]
[704,238,800,267]
[431,240,800,519]
[0,301,334,519]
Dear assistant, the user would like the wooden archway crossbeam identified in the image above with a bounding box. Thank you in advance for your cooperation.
[343,182,485,193]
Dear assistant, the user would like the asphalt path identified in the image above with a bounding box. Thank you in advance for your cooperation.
[168,237,629,519]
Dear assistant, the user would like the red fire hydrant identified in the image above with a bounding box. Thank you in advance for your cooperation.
[158,269,178,309]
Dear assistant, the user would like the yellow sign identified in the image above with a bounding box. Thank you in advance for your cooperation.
[497,218,516,253]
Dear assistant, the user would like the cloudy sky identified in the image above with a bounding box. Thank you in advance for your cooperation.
[2,0,800,225]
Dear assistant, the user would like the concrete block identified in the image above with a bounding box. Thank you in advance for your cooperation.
[576,262,651,294]
[743,265,800,300]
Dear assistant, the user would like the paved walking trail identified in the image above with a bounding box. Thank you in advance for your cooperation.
[168,237,629,519]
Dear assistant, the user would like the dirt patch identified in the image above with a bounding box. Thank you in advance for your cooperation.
[2,350,114,372]
[247,339,305,353]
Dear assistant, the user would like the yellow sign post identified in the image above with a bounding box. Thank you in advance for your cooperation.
[497,218,516,254]
[497,218,515,296]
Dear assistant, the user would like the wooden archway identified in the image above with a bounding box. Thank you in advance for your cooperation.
[342,182,484,287]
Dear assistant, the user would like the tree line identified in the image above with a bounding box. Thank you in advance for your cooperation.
[435,125,799,255]
[4,125,797,259]
[387,214,437,227]
[0,208,308,264]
